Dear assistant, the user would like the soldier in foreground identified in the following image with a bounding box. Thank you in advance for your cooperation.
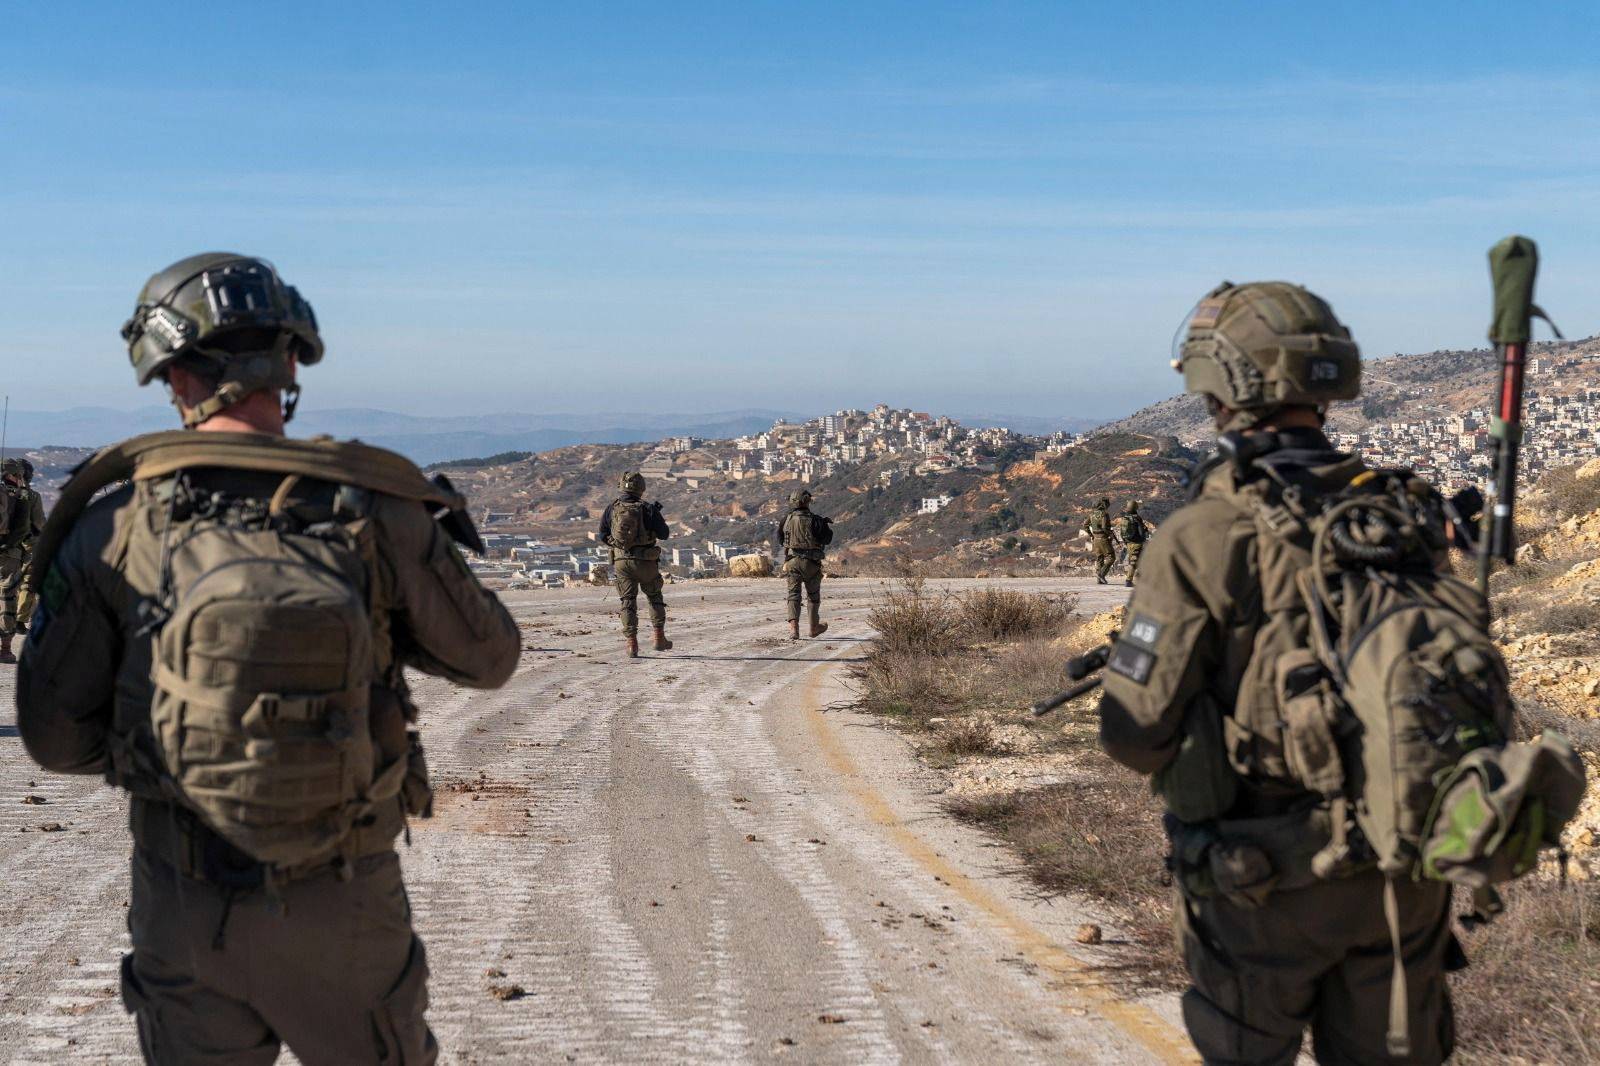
[599,471,672,656]
[2,456,46,663]
[1081,496,1115,584]
[1098,282,1461,1064]
[17,253,521,1064]
[1113,499,1150,587]
[778,488,832,639]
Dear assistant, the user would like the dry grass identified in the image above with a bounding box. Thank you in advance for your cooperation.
[947,777,1183,991]
[959,587,1077,641]
[1452,880,1600,1064]
[1538,462,1600,521]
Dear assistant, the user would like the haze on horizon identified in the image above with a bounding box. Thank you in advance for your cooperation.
[2,2,1596,423]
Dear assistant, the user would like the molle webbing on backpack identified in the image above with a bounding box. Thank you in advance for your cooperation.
[30,430,461,594]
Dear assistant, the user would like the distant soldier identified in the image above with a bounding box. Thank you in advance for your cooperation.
[600,471,672,656]
[1113,500,1150,588]
[778,489,832,639]
[18,252,521,1063]
[1081,497,1115,584]
[1,456,45,664]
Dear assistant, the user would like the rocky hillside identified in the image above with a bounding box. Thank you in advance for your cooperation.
[438,432,1195,575]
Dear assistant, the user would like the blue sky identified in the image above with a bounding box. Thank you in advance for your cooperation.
[2,3,1597,421]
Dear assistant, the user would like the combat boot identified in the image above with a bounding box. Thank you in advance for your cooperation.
[808,605,828,639]
[789,619,800,641]
[0,636,14,665]
[652,625,673,652]
[626,634,639,658]
[1124,578,1134,587]
[1096,575,1107,585]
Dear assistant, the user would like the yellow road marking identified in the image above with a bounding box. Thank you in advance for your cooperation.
[801,665,1197,1065]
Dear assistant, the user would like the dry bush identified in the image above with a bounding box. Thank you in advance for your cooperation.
[865,577,964,657]
[948,773,1183,991]
[959,587,1077,641]
[1452,880,1600,1064]
[1516,697,1600,752]
[851,651,964,722]
[1537,598,1600,636]
[935,715,1008,757]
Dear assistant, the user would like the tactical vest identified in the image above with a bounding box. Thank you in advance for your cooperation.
[0,486,31,551]
[1085,510,1110,537]
[1115,513,1146,543]
[783,509,825,555]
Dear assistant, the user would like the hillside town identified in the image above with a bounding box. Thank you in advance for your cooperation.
[1330,354,1600,491]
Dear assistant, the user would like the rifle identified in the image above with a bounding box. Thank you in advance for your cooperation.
[1477,236,1560,592]
[1031,632,1118,716]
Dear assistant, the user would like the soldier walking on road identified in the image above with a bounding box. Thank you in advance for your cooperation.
[1113,500,1150,588]
[16,253,521,1065]
[778,489,832,639]
[600,471,672,657]
[1098,282,1464,1064]
[1082,496,1115,584]
[1,457,46,664]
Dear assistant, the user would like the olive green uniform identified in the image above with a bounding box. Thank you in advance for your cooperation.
[1114,508,1150,587]
[1,480,46,639]
[18,462,521,1066]
[1082,504,1115,583]
[780,508,826,625]
[1098,432,1457,1065]
[602,493,669,636]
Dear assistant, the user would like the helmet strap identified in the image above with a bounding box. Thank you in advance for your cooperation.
[175,333,296,429]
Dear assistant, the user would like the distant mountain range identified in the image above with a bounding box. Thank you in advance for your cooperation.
[4,405,1108,463]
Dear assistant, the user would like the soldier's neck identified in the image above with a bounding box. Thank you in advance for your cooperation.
[188,391,287,437]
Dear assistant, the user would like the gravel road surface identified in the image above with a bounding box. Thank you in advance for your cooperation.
[1,577,1193,1064]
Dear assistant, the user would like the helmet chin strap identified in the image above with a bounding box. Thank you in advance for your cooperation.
[174,335,298,429]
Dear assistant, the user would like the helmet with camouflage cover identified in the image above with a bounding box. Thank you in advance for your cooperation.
[1123,500,1139,514]
[789,489,813,508]
[1,457,24,485]
[619,471,646,495]
[121,253,323,427]
[1095,497,1109,510]
[1174,281,1360,429]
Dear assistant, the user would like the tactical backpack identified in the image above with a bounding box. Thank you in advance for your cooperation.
[610,497,654,550]
[142,486,406,870]
[30,431,477,875]
[1115,513,1147,544]
[1234,464,1586,1055]
[1085,510,1110,537]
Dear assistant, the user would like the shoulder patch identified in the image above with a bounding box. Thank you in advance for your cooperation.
[1122,613,1164,650]
[1107,642,1156,685]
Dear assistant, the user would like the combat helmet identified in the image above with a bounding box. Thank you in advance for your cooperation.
[1,457,23,485]
[790,489,813,508]
[1095,497,1109,509]
[1174,281,1360,429]
[1123,500,1139,513]
[619,471,646,495]
[121,253,323,427]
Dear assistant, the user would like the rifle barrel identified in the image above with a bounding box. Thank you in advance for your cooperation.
[1031,675,1103,716]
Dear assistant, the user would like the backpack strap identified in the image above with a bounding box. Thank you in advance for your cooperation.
[30,430,464,595]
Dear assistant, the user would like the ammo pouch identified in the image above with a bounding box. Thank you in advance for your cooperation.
[1420,731,1587,889]
[371,684,433,820]
[1167,804,1340,908]
[1152,693,1239,824]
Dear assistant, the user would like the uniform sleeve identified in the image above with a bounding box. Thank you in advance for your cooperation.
[17,505,123,775]
[1098,500,1247,774]
[598,502,613,546]
[27,492,46,543]
[372,495,520,690]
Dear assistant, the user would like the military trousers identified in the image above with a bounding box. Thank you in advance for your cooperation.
[1091,537,1116,582]
[613,556,666,635]
[1176,873,1455,1066]
[123,847,437,1066]
[783,556,823,622]
[1124,542,1144,584]
[0,553,21,636]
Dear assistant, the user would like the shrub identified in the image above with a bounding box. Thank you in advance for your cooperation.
[959,587,1077,642]
[865,578,963,657]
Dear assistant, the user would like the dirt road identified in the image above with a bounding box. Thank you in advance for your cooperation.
[0,577,1193,1064]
